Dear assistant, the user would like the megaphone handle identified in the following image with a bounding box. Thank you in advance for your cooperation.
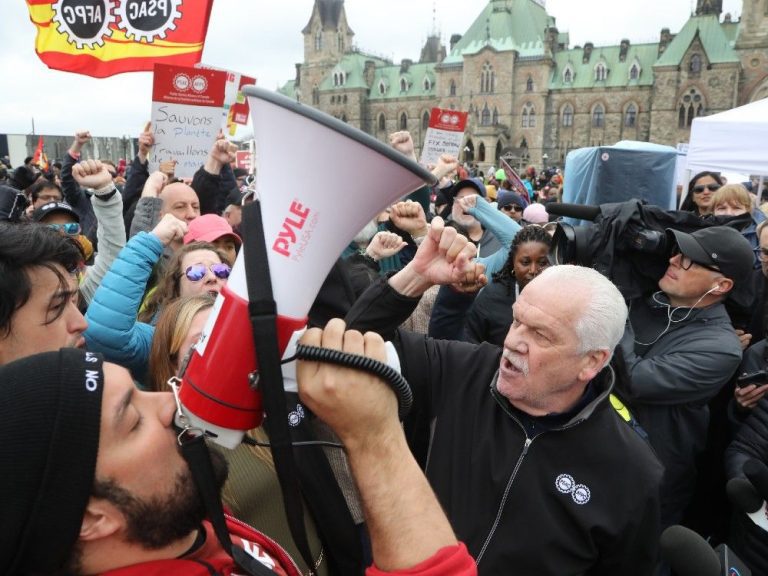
[293,344,413,420]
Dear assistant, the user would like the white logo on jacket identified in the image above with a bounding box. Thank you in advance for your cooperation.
[555,473,591,505]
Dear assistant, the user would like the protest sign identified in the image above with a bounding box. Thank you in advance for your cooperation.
[151,63,227,177]
[419,108,468,167]
[196,64,256,135]
[235,150,253,172]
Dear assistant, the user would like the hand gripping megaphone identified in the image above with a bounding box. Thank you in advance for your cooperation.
[175,86,436,448]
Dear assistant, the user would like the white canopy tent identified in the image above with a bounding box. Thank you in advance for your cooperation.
[686,97,768,176]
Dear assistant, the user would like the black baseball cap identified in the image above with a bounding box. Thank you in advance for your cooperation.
[666,226,753,287]
[31,201,80,223]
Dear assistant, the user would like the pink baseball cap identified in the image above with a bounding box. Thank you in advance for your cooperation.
[184,214,242,246]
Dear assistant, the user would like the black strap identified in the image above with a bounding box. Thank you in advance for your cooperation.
[180,431,277,576]
[240,200,317,574]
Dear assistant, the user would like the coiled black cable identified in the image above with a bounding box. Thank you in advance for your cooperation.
[287,343,413,421]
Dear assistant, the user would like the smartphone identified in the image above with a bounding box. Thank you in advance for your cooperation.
[736,370,768,388]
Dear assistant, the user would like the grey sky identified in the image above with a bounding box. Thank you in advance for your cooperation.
[1,0,742,137]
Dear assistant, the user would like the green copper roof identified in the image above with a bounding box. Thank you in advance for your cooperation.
[443,0,552,64]
[550,43,658,90]
[278,79,297,98]
[654,14,739,66]
[369,62,438,100]
[318,51,390,90]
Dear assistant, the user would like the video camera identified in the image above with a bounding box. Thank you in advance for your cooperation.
[545,199,754,303]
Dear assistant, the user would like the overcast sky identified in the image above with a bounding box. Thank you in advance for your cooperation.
[1,0,742,137]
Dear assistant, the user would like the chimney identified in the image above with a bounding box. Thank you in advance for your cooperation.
[450,34,462,51]
[364,60,376,86]
[658,28,672,56]
[619,39,630,62]
[582,42,593,63]
[400,58,413,73]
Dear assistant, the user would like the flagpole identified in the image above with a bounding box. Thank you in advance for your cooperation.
[31,117,35,135]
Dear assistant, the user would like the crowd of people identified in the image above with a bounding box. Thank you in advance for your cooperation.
[1,124,768,576]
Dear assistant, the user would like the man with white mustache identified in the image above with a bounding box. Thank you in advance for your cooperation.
[344,224,663,576]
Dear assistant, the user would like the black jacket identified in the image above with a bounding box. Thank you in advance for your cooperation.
[725,398,768,575]
[346,279,664,576]
[464,278,516,346]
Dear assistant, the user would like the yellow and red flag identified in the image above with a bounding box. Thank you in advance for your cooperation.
[26,0,214,78]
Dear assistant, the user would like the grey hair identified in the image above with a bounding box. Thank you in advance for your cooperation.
[535,265,627,360]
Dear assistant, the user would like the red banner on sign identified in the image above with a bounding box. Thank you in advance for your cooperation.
[153,64,227,107]
[429,108,468,132]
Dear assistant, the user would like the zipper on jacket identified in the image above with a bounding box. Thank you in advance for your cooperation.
[475,436,533,565]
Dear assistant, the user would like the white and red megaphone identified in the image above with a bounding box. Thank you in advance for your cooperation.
[177,86,435,448]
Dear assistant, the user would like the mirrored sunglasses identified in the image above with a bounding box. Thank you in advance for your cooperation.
[48,222,81,236]
[184,263,231,282]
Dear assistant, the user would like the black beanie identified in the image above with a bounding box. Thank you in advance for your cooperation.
[0,348,104,575]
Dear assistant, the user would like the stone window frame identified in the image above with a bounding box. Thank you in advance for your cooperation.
[449,79,457,96]
[678,87,705,128]
[421,110,430,131]
[314,30,322,52]
[481,62,495,94]
[378,113,386,132]
[481,103,491,126]
[400,77,409,92]
[492,107,499,125]
[333,69,346,87]
[689,53,702,74]
[478,142,486,162]
[312,85,320,105]
[526,76,534,92]
[561,103,574,127]
[423,76,432,91]
[563,65,574,84]
[591,103,605,128]
[378,80,387,95]
[399,112,408,130]
[594,62,607,82]
[629,62,641,81]
[624,102,638,128]
[521,102,536,128]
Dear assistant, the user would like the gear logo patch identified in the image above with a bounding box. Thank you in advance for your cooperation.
[117,0,183,43]
[555,473,591,505]
[52,0,115,49]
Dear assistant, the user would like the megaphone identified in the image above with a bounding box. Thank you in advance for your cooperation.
[176,86,436,448]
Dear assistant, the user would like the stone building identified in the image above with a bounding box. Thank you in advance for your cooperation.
[280,0,768,172]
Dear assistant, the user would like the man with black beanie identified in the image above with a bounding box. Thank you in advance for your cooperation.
[0,344,476,575]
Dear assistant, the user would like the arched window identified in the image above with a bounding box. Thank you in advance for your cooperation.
[690,53,702,73]
[595,63,607,81]
[478,142,486,162]
[521,102,535,128]
[423,77,431,91]
[629,63,640,80]
[312,85,320,105]
[449,79,456,96]
[592,104,605,127]
[492,107,499,125]
[481,62,495,93]
[481,103,491,126]
[343,95,347,103]
[526,76,534,92]
[399,112,407,130]
[400,78,408,92]
[678,88,704,128]
[331,95,336,104]
[625,103,637,127]
[314,31,322,52]
[378,80,386,95]
[563,67,573,84]
[378,113,386,132]
[422,111,430,131]
[562,104,574,127]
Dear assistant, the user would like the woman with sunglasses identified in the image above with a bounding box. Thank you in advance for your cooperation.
[85,213,231,385]
[679,171,725,215]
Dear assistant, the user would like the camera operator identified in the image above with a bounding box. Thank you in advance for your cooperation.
[615,225,754,529]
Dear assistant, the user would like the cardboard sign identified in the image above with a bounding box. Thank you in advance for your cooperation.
[196,64,256,135]
[150,64,227,177]
[419,108,469,167]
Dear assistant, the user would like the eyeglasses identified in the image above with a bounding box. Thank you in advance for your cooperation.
[184,263,231,282]
[48,222,81,236]
[37,194,61,203]
[692,184,721,194]
[670,246,721,273]
[502,205,523,213]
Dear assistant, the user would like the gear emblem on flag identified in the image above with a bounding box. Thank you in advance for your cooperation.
[116,0,183,43]
[51,0,116,50]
